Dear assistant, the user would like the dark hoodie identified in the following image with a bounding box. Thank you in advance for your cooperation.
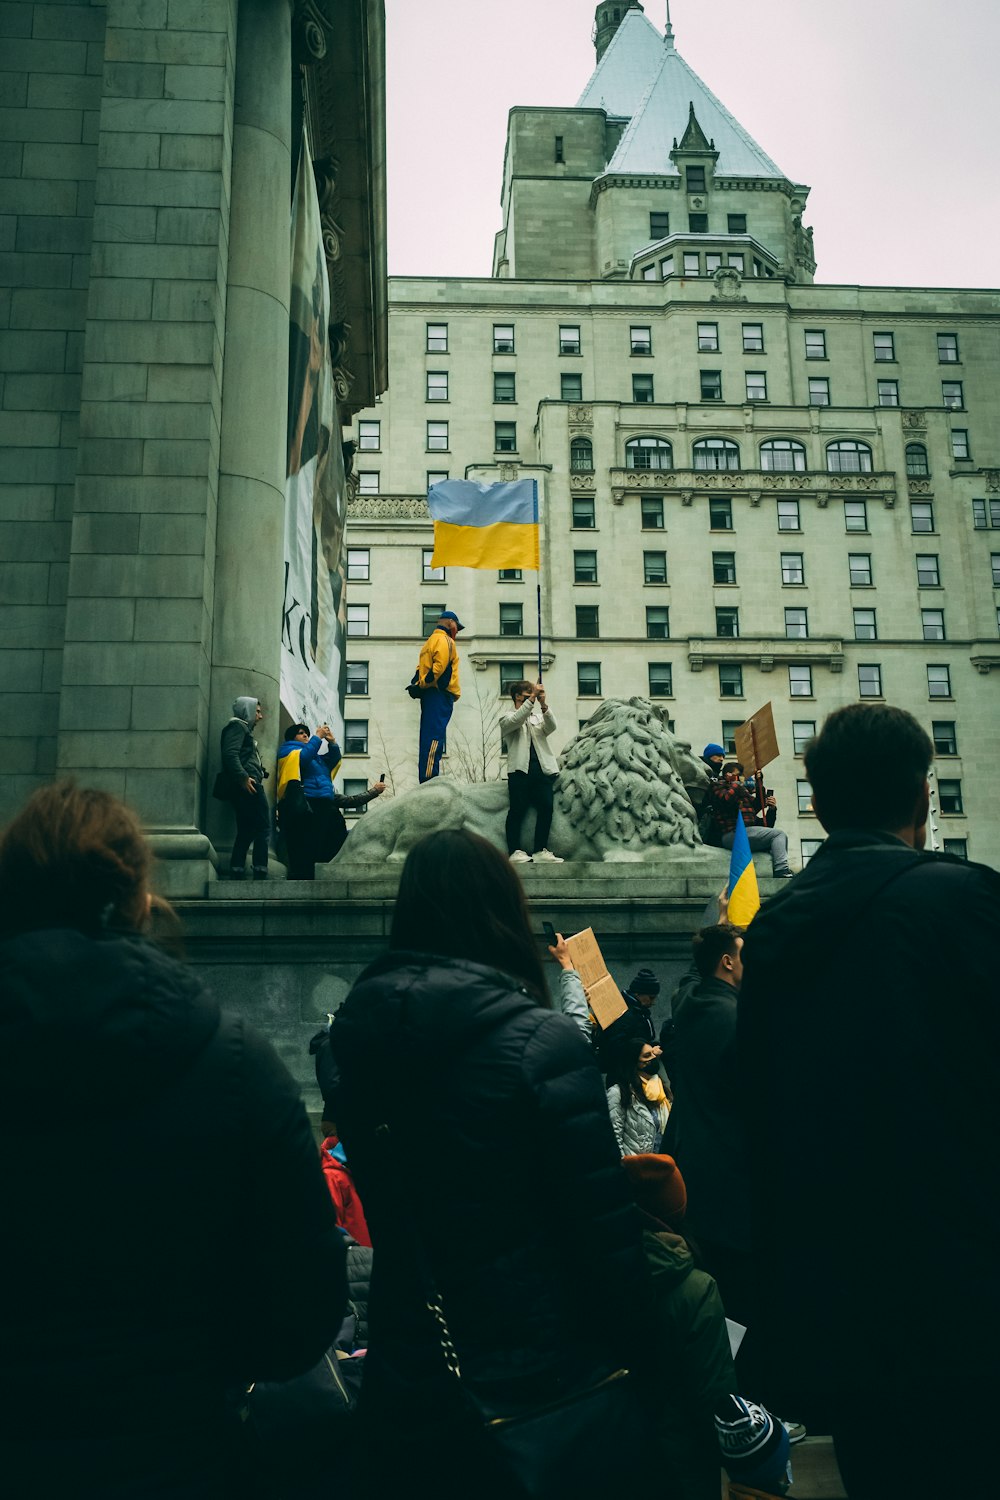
[739,828,1000,1403]
[328,950,648,1422]
[0,928,345,1498]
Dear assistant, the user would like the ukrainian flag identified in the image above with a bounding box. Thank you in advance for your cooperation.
[727,816,761,927]
[428,479,539,571]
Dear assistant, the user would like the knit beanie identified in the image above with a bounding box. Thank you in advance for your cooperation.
[627,967,660,997]
[715,1395,791,1495]
[703,742,726,760]
[621,1153,687,1228]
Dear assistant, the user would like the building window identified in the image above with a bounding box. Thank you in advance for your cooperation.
[686,165,706,193]
[745,371,768,402]
[425,322,448,353]
[712,551,737,585]
[499,661,525,695]
[937,332,959,363]
[342,777,371,814]
[938,779,963,815]
[632,373,654,403]
[499,602,523,637]
[716,720,738,755]
[785,607,808,639]
[427,470,449,491]
[689,212,708,233]
[493,324,514,353]
[700,370,723,402]
[789,664,813,697]
[625,436,672,470]
[858,663,882,698]
[694,437,739,471]
[554,134,564,162]
[781,551,804,585]
[347,548,370,581]
[648,662,673,697]
[494,370,516,403]
[941,381,964,409]
[709,497,733,530]
[921,609,945,640]
[575,605,599,639]
[777,499,800,532]
[827,440,873,473]
[660,255,675,278]
[642,265,657,281]
[577,661,602,696]
[426,420,449,451]
[741,322,764,353]
[697,322,719,352]
[422,548,445,583]
[572,495,596,529]
[630,325,652,355]
[644,550,667,585]
[426,370,448,402]
[848,553,873,586]
[570,436,593,472]
[683,252,700,276]
[358,419,380,450]
[910,501,934,533]
[344,719,368,755]
[972,499,1000,529]
[760,438,806,473]
[719,664,743,698]
[992,553,1000,586]
[715,606,739,638]
[421,602,445,634]
[943,837,968,858]
[845,500,868,532]
[495,422,517,452]
[346,603,369,637]
[646,606,670,640]
[498,569,522,581]
[641,496,665,530]
[727,252,745,273]
[345,661,369,696]
[574,549,598,584]
[804,329,827,359]
[932,721,957,755]
[873,332,895,362]
[951,429,971,460]
[916,554,940,587]
[853,608,877,640]
[877,379,899,407]
[796,779,814,814]
[792,719,816,755]
[801,837,824,864]
[559,324,581,355]
[650,211,669,238]
[927,664,951,698]
[728,213,747,234]
[905,444,929,477]
[561,372,583,402]
[808,377,830,406]
[357,471,379,494]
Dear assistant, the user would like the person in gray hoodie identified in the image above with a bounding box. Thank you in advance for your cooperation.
[220,695,270,879]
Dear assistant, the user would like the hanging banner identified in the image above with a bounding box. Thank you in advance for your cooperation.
[282,121,346,738]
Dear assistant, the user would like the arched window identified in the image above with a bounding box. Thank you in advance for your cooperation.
[570,437,594,472]
[826,440,873,474]
[625,436,673,471]
[905,443,929,478]
[760,438,806,473]
[693,437,740,472]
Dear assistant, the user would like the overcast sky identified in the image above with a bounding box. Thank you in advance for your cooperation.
[383,0,999,289]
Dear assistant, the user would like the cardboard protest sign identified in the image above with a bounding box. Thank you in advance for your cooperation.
[734,701,780,773]
[564,928,626,1029]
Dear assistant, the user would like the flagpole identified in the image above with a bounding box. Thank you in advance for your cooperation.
[533,480,542,681]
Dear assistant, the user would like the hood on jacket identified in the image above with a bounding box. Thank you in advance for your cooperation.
[642,1225,698,1287]
[232,696,259,729]
[0,929,220,1127]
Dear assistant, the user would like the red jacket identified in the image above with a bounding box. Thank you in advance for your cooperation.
[320,1136,372,1246]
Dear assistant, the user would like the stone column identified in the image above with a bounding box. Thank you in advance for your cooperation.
[207,0,293,859]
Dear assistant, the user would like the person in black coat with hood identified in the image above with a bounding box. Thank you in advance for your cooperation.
[0,782,346,1499]
[328,828,651,1498]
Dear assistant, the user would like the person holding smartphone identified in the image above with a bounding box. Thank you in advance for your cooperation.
[499,678,563,865]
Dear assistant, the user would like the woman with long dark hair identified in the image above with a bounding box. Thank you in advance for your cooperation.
[328,829,649,1497]
[605,1034,670,1156]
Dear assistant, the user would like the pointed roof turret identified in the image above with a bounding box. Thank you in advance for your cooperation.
[674,101,715,156]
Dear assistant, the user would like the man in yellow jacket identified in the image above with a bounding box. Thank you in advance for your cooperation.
[411,610,463,782]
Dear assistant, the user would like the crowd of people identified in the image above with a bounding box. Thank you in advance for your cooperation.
[2,702,997,1499]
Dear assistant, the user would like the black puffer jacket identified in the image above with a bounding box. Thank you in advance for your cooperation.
[329,950,648,1420]
[0,928,345,1499]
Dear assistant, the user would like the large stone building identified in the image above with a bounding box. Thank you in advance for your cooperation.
[345,1,1000,867]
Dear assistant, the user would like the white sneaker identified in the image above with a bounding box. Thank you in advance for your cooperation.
[509,849,532,864]
[532,848,564,863]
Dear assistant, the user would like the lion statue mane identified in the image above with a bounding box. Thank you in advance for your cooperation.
[333,697,717,866]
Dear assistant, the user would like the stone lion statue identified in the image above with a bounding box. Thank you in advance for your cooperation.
[333,697,718,866]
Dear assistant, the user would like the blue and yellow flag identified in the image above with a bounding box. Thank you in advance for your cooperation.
[428,479,539,571]
[727,816,760,927]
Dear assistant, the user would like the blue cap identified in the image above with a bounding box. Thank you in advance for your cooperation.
[439,610,465,632]
[703,742,726,759]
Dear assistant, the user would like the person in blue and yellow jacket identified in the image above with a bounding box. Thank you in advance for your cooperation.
[277,723,385,879]
[410,610,463,783]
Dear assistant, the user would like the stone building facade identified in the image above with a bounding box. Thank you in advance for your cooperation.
[344,4,999,868]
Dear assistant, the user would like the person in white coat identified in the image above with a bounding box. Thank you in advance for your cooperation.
[498,678,563,865]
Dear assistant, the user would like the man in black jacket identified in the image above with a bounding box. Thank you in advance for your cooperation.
[740,704,1000,1497]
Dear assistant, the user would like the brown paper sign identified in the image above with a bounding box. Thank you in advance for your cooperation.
[733,701,780,773]
[565,928,626,1028]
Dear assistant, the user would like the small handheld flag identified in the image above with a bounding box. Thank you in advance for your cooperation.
[727,816,760,927]
[428,479,539,571]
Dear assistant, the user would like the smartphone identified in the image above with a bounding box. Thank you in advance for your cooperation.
[542,921,557,945]
[378,771,385,781]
